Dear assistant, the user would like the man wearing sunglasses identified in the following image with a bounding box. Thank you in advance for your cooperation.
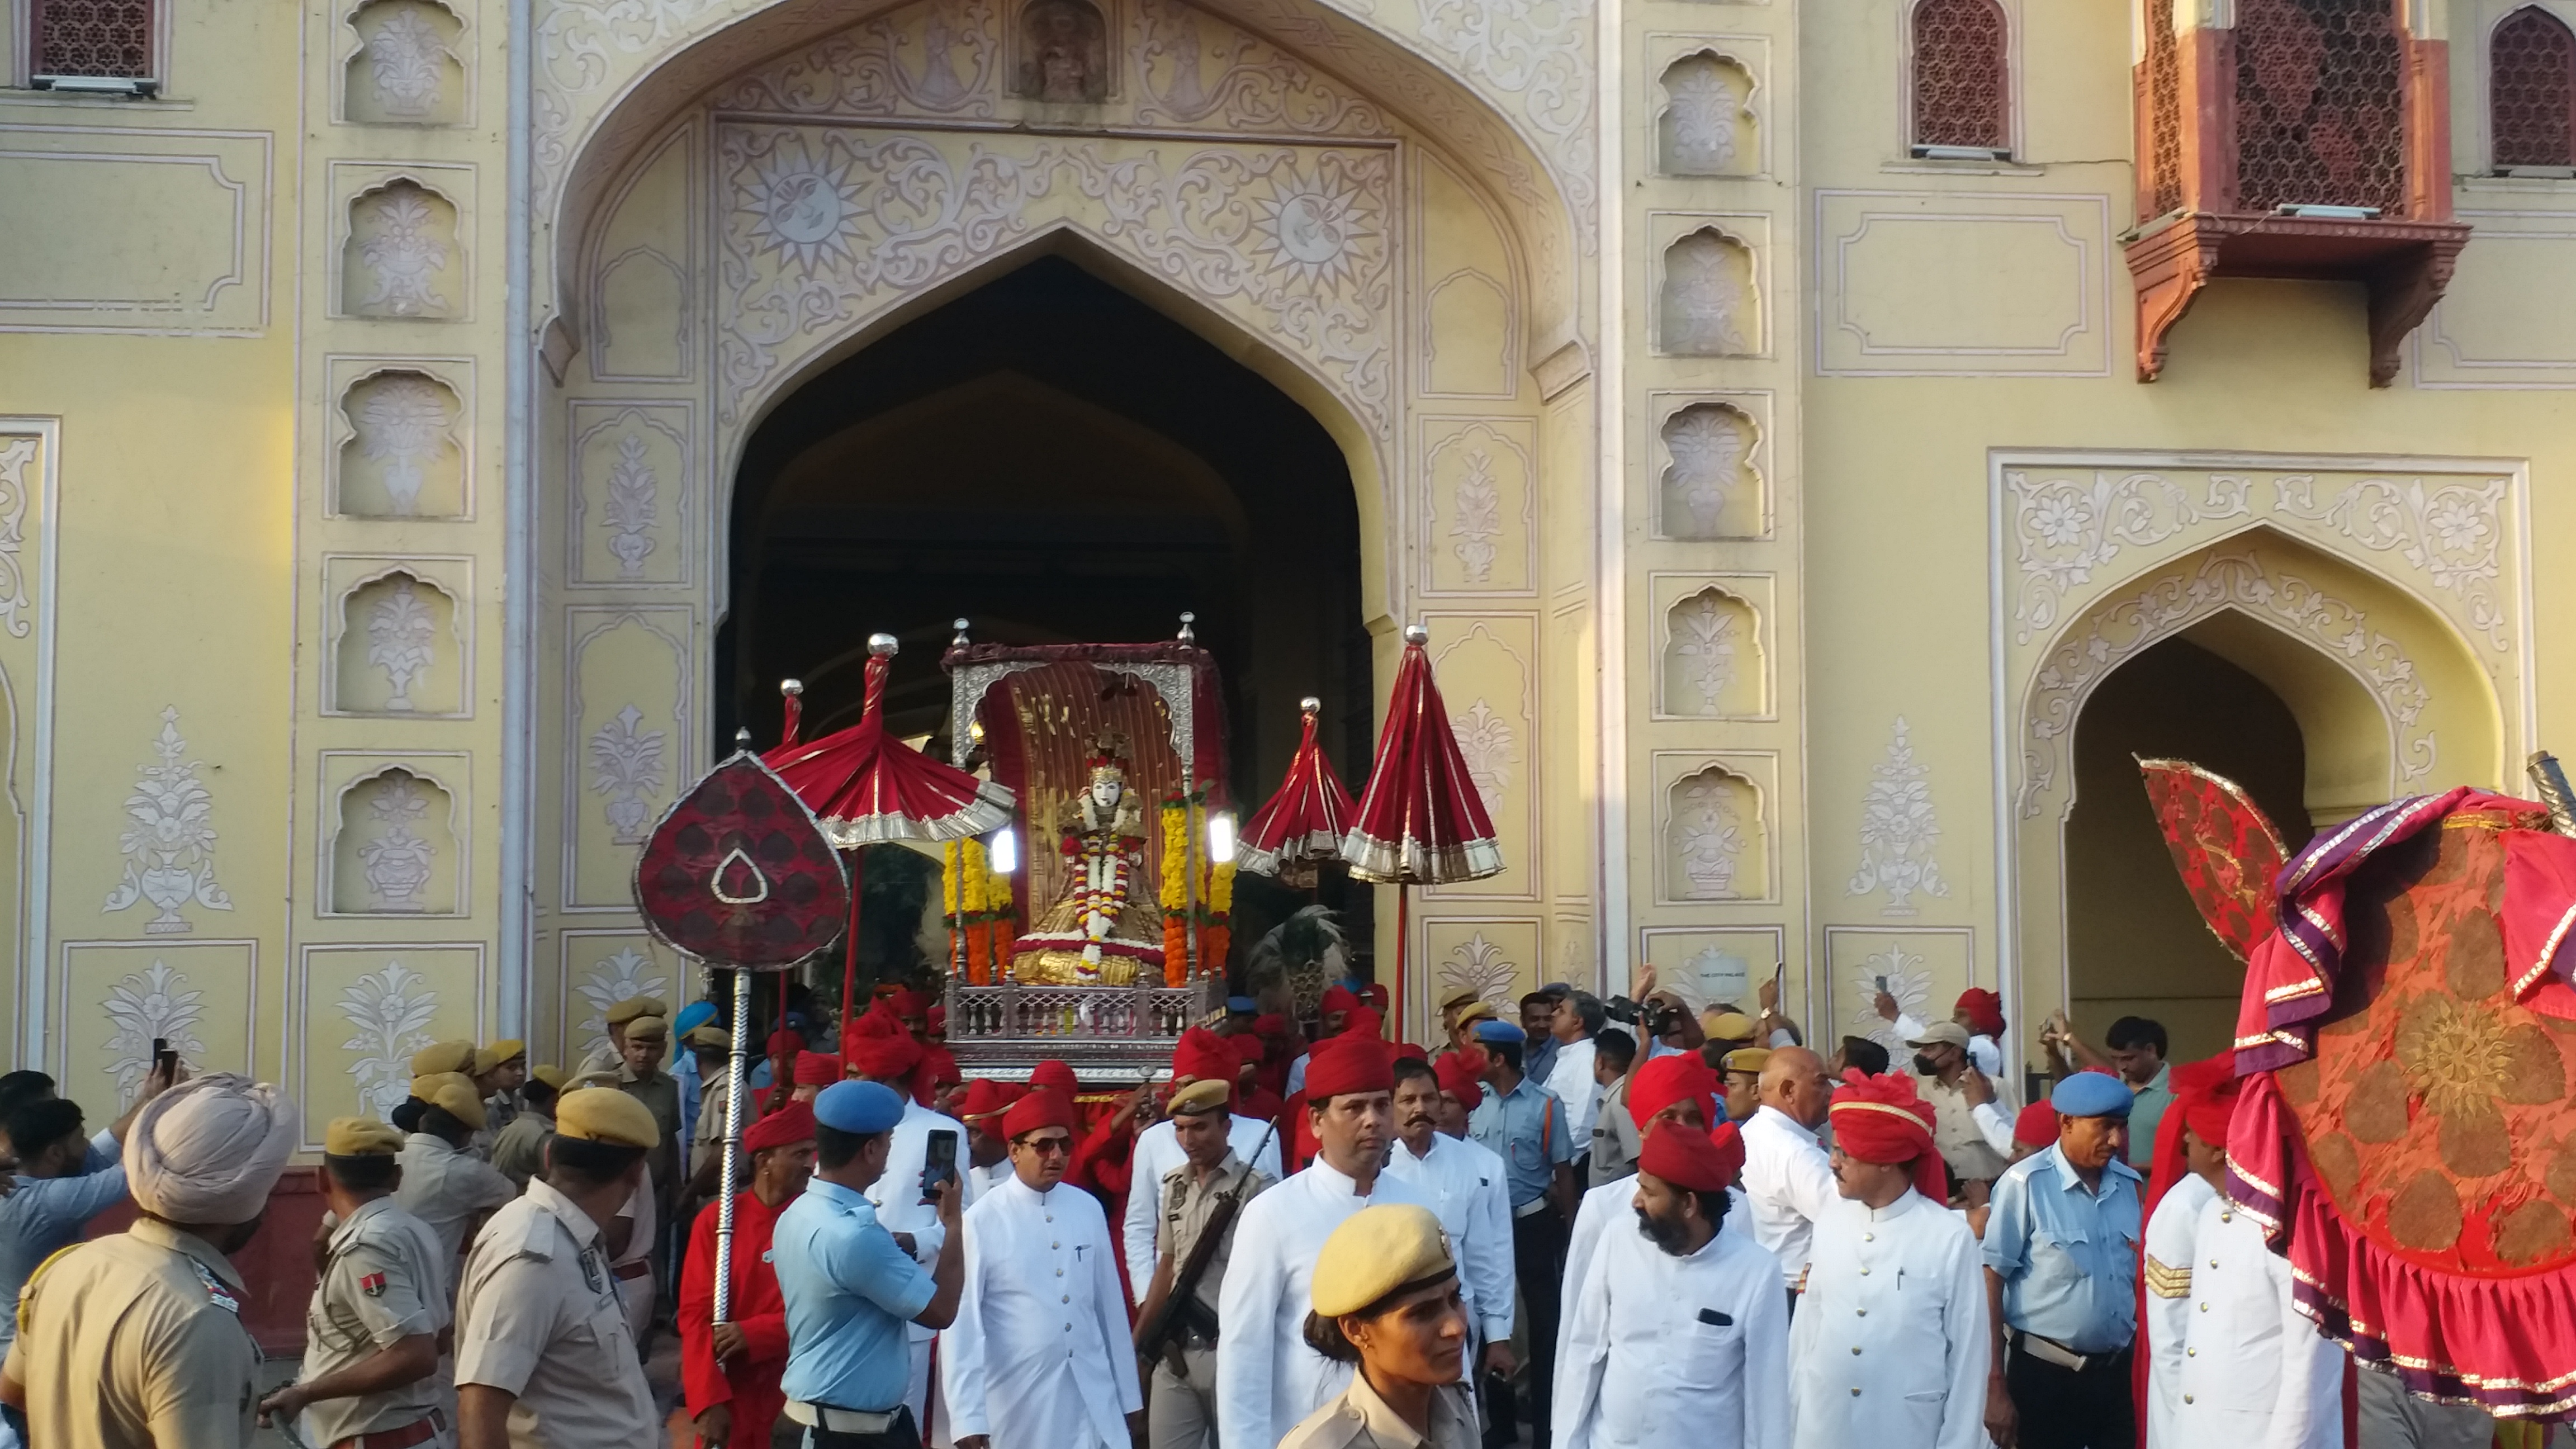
[941,1088,1143,1449]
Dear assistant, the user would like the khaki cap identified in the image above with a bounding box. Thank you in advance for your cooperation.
[410,1040,477,1077]
[556,1087,660,1148]
[410,1072,487,1130]
[606,996,669,1028]
[527,1064,567,1090]
[623,1015,670,1041]
[1311,1204,1455,1317]
[324,1117,404,1157]
[1167,1078,1230,1116]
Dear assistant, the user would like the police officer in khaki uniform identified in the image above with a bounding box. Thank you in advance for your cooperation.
[454,1087,661,1449]
[259,1117,452,1448]
[395,1072,518,1303]
[489,1065,565,1190]
[1276,1204,1480,1449]
[575,995,669,1078]
[0,1073,299,1449]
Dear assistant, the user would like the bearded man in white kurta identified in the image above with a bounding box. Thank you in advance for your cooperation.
[943,1088,1143,1449]
[1789,1070,1988,1449]
[1559,1053,1748,1313]
[1557,1118,1789,1449]
[1214,1036,1431,1449]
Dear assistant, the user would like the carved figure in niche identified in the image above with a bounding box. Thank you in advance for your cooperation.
[1663,230,1752,354]
[1017,0,1107,102]
[357,771,439,910]
[349,182,455,318]
[1661,54,1751,174]
[364,575,439,710]
[1012,737,1163,986]
[1671,769,1753,899]
[1661,404,1751,538]
[350,372,457,516]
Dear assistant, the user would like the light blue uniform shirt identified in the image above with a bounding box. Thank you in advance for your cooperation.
[1466,1074,1571,1209]
[1982,1142,2144,1353]
[0,1130,126,1347]
[774,1177,937,1412]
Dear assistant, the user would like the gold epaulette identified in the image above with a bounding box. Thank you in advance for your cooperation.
[2143,1254,2193,1300]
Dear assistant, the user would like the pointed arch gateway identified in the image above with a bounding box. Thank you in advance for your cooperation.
[534,0,1593,1051]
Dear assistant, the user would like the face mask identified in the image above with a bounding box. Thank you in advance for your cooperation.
[1912,1052,1940,1076]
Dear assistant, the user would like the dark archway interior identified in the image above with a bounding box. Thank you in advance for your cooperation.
[2066,633,2320,1063]
[721,252,1375,974]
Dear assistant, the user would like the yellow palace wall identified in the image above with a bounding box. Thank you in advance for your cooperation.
[0,0,2568,1119]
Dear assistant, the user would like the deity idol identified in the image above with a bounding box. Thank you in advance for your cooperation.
[1012,741,1165,986]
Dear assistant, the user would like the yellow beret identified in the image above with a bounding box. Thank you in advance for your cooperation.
[478,1039,526,1071]
[1311,1204,1455,1318]
[1703,1011,1758,1041]
[624,1015,669,1040]
[1168,1079,1230,1116]
[566,1067,623,1091]
[324,1117,404,1157]
[607,996,669,1027]
[410,1039,476,1076]
[527,1064,567,1090]
[681,1024,731,1050]
[556,1087,661,1148]
[410,1072,488,1130]
[1722,1047,1772,1074]
[1437,987,1482,1012]
[1454,1000,1497,1027]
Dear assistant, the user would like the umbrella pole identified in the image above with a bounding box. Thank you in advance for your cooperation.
[713,964,751,1328]
[1395,880,1409,1040]
[840,847,866,1048]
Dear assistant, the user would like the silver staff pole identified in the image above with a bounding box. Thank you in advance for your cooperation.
[712,963,752,1324]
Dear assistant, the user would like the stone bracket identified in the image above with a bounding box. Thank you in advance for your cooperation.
[2123,212,2472,387]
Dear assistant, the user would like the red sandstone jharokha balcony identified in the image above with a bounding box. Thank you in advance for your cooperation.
[2125,0,2471,386]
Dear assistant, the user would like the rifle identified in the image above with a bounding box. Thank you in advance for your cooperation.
[1134,1115,1278,1376]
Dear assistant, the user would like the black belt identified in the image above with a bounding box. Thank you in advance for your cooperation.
[2011,1328,2130,1374]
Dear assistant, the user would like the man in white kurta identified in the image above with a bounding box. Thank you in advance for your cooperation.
[1560,1052,1745,1308]
[1215,1038,1431,1449]
[1738,1047,1837,1296]
[943,1090,1142,1449]
[1788,1070,1988,1449]
[1557,1119,1788,1449]
[2142,1164,2218,1449]
[850,1031,982,1426]
[2167,1194,2341,1446]
[1382,1057,1516,1367]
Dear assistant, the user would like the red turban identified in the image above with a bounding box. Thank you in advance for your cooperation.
[1628,1054,1720,1133]
[1030,1060,1078,1095]
[1341,1006,1385,1041]
[1434,1053,1484,1112]
[926,1005,948,1039]
[2174,1052,2241,1148]
[957,1078,1010,1124]
[1641,1119,1746,1193]
[793,1052,844,1086]
[1171,1026,1239,1088]
[1391,1041,1429,1065]
[2012,1100,2059,1148]
[1002,1087,1077,1140]
[1954,988,2006,1040]
[910,1045,960,1106]
[1360,983,1389,1012]
[1826,1070,1946,1204]
[1253,1013,1291,1039]
[1304,1036,1394,1100]
[1320,985,1360,1016]
[844,1011,922,1081]
[766,1029,806,1058]
[890,989,933,1021]
[745,1102,816,1154]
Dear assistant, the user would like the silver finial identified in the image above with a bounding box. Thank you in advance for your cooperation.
[780,678,803,697]
[1177,611,1196,643]
[734,726,754,749]
[1299,695,1322,716]
[951,618,970,648]
[868,633,899,658]
[1402,623,1429,646]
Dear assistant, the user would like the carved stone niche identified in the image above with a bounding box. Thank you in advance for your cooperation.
[1658,53,1759,176]
[1659,229,1759,356]
[343,180,464,320]
[338,370,466,518]
[345,0,466,126]
[1666,765,1767,901]
[333,570,463,716]
[331,767,460,914]
[1660,588,1764,717]
[1656,401,1764,539]
[1015,0,1110,103]
[2126,0,2469,385]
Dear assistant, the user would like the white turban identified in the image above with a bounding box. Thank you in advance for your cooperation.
[123,1073,299,1226]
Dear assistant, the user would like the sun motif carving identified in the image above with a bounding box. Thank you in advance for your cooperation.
[1252,171,1366,288]
[742,144,866,272]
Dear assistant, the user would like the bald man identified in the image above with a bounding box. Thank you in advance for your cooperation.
[1737,1045,1836,1306]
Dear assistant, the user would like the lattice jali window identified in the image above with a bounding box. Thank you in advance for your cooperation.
[2146,0,2185,217]
[32,0,157,79]
[1910,0,2010,151]
[2232,0,2408,214]
[2493,7,2576,169]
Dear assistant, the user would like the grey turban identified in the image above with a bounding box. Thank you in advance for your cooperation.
[123,1073,299,1225]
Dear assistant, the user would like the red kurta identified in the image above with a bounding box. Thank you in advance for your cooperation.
[678,1190,793,1447]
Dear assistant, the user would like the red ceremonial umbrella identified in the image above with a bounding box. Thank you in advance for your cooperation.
[763,634,1016,1040]
[1237,696,1356,888]
[1343,624,1503,1036]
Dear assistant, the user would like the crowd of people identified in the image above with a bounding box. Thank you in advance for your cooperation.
[0,977,2542,1449]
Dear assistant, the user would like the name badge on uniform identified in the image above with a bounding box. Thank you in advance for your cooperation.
[579,1248,604,1294]
[359,1271,388,1297]
[189,1258,242,1316]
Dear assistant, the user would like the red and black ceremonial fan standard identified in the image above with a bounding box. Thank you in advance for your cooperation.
[2137,757,2290,961]
[633,749,850,970]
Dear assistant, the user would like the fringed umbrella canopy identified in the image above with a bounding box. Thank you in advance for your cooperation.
[2136,757,2289,963]
[1239,697,1356,883]
[765,635,1016,846]
[1343,626,1503,886]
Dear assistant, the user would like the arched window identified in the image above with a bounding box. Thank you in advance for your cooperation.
[2493,6,2576,170]
[1910,0,2010,157]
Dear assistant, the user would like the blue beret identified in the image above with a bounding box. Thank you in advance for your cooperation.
[1226,996,1259,1014]
[1472,1019,1527,1044]
[2051,1072,2135,1118]
[815,1079,906,1134]
[673,1001,718,1036]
